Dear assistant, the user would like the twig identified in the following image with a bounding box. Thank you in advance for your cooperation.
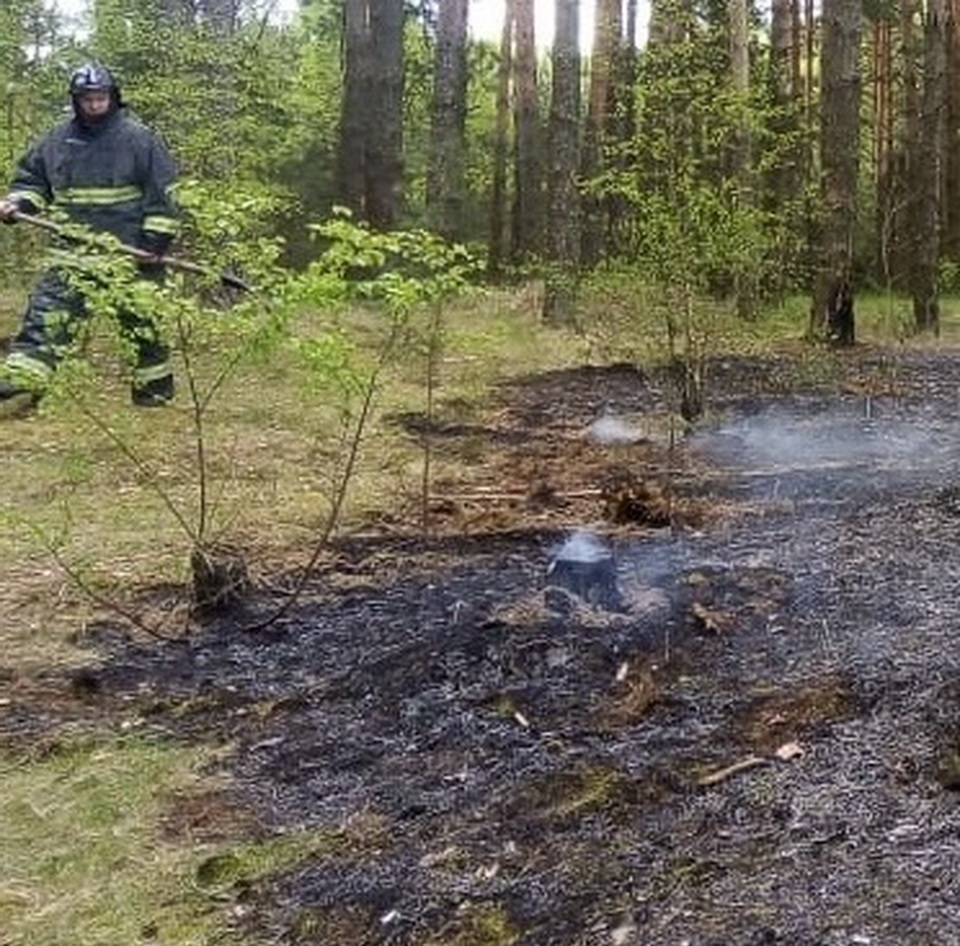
[69,386,198,543]
[819,617,837,658]
[422,302,443,534]
[434,488,603,502]
[243,323,403,632]
[31,531,182,643]
[698,755,769,786]
[175,308,210,546]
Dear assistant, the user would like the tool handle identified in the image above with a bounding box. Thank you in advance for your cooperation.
[11,210,254,293]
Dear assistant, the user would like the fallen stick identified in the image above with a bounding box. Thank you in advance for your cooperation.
[698,755,770,786]
[435,488,603,502]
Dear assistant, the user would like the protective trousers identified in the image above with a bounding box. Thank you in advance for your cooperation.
[3,267,174,404]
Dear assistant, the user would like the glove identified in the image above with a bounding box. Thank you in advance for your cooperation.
[0,198,23,224]
[0,195,40,223]
[136,231,172,278]
[138,230,173,259]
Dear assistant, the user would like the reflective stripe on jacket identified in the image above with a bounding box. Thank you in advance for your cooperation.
[9,108,179,249]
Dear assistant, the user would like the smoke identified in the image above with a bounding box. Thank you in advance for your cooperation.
[550,400,960,616]
[585,413,646,446]
[547,530,624,610]
[693,402,951,474]
[551,529,613,564]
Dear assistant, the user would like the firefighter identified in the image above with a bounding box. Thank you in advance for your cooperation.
[0,62,180,414]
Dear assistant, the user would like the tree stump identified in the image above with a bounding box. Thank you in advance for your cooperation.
[191,545,250,615]
[826,279,855,347]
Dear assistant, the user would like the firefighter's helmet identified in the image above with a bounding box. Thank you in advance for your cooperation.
[69,62,119,98]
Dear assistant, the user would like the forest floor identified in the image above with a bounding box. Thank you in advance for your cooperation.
[6,345,960,945]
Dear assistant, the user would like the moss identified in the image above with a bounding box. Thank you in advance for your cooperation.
[511,763,634,825]
[422,903,519,946]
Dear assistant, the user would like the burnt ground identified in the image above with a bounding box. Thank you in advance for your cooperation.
[8,348,960,944]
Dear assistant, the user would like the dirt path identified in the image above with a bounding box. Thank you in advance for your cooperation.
[6,349,960,945]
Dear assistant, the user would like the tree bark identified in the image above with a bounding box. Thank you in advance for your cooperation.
[873,16,895,286]
[730,0,749,108]
[580,0,620,267]
[366,0,404,229]
[427,0,469,240]
[623,0,639,140]
[488,0,513,275]
[809,0,861,344]
[790,0,802,97]
[338,0,371,218]
[729,0,753,316]
[945,0,960,260]
[910,0,948,333]
[511,0,540,261]
[337,0,405,230]
[892,0,919,287]
[805,0,816,130]
[771,0,794,109]
[542,0,581,326]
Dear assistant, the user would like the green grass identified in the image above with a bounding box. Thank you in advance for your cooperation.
[0,735,347,946]
[0,737,214,945]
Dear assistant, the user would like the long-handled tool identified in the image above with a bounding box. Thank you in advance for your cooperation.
[11,210,255,293]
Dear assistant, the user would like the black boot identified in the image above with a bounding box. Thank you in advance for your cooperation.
[132,373,174,408]
[0,378,41,418]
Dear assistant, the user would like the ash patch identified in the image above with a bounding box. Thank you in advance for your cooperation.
[8,353,960,944]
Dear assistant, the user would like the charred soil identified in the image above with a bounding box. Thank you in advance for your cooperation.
[7,348,960,945]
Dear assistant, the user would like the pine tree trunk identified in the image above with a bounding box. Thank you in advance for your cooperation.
[338,0,370,218]
[771,0,794,118]
[897,0,921,285]
[945,0,960,260]
[729,0,754,316]
[543,0,581,326]
[488,0,514,276]
[606,0,635,255]
[427,0,469,240]
[337,0,405,229]
[805,0,816,130]
[366,0,405,229]
[511,0,540,261]
[911,0,947,333]
[873,17,895,286]
[809,0,862,344]
[791,0,802,96]
[623,0,638,140]
[730,0,749,113]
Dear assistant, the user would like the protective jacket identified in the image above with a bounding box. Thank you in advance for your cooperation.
[3,107,179,404]
[8,107,179,252]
